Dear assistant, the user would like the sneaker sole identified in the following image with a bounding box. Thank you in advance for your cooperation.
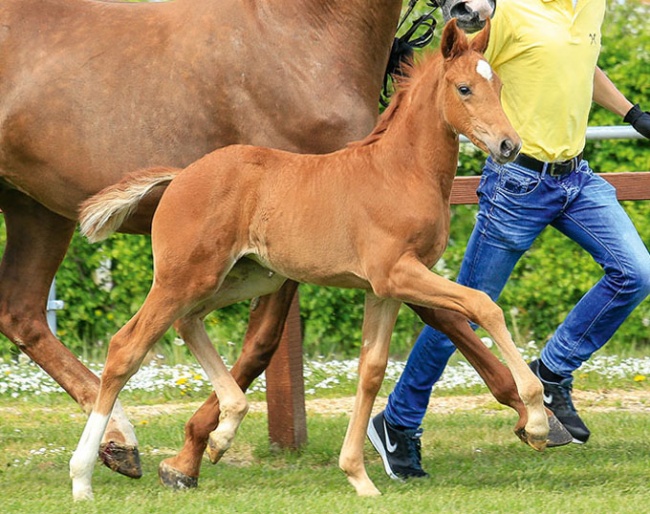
[366,421,400,481]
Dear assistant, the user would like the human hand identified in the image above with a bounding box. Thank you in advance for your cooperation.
[624,104,650,139]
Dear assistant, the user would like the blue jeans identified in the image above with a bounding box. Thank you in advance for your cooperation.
[385,157,650,429]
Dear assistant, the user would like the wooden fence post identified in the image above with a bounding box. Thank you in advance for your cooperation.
[265,290,308,448]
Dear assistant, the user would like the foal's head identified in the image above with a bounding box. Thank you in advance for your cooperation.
[438,19,520,164]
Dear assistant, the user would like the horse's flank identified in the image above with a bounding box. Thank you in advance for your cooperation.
[0,0,395,220]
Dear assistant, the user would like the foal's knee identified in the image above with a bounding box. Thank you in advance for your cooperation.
[470,290,506,329]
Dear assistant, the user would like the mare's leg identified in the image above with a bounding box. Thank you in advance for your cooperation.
[376,258,548,450]
[0,190,140,477]
[408,305,572,447]
[159,279,299,488]
[339,293,400,497]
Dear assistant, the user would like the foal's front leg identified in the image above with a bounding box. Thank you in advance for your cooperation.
[339,293,401,497]
[386,258,549,450]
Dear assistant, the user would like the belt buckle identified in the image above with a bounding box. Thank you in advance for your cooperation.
[547,158,574,177]
[546,162,563,177]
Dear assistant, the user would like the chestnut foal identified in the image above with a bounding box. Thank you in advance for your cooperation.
[72,20,547,499]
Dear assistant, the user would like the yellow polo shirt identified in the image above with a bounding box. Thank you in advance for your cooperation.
[484,0,606,162]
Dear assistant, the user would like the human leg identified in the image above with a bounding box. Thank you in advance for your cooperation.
[532,164,650,442]
[543,164,650,375]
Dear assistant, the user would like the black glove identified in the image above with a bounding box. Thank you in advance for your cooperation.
[624,104,650,139]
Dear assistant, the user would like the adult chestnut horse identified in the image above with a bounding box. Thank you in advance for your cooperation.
[73,19,548,499]
[2,0,564,490]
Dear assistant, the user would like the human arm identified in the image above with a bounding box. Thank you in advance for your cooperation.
[593,67,650,138]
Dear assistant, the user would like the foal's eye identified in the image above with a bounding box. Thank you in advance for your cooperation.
[457,85,472,96]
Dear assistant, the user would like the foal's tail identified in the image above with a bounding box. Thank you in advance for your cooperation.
[79,166,181,243]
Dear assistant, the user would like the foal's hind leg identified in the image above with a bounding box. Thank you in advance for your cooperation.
[159,279,298,489]
[0,191,140,477]
[71,288,185,500]
[339,293,400,497]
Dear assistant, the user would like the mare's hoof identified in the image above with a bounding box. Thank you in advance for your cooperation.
[513,413,571,449]
[99,441,142,478]
[158,461,198,490]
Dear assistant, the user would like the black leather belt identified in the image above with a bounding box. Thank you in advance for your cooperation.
[514,152,583,176]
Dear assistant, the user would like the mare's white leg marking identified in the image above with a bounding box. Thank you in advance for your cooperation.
[70,412,110,501]
[476,59,493,81]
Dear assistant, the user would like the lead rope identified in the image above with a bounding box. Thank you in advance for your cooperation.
[380,0,440,107]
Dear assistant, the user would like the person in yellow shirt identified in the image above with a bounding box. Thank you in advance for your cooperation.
[368,0,650,480]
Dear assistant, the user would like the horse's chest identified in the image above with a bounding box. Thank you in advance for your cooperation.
[413,211,451,265]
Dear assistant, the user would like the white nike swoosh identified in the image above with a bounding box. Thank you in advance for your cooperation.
[544,393,553,404]
[383,420,398,453]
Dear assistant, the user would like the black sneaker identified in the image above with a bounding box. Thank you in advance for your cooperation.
[530,359,591,444]
[367,411,429,480]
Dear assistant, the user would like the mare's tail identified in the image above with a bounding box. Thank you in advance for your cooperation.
[79,166,181,243]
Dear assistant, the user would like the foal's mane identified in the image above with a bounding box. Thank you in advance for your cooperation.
[347,50,442,148]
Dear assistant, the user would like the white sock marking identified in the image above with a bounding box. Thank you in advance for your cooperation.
[70,411,110,501]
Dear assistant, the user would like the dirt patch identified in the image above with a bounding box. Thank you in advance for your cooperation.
[3,389,648,419]
[118,388,650,419]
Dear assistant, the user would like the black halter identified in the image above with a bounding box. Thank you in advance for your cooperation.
[381,1,440,107]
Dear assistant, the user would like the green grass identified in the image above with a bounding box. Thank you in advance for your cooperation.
[1,392,649,513]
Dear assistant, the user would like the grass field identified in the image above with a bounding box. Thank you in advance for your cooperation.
[2,371,649,513]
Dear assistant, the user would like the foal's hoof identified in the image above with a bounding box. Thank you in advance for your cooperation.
[545,413,573,447]
[99,441,142,478]
[514,413,571,450]
[158,461,198,490]
[206,439,229,465]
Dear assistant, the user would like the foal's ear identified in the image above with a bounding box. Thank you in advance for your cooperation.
[441,18,468,61]
[469,18,491,55]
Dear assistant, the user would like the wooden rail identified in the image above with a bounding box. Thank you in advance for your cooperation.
[448,171,650,204]
[266,169,650,448]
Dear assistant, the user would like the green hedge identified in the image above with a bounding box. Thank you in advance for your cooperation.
[0,0,648,361]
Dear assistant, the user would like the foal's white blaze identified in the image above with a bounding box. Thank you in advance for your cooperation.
[476,59,493,81]
[70,412,110,501]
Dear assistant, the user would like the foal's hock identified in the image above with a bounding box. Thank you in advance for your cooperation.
[73,19,545,500]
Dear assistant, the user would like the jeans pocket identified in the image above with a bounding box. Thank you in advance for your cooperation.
[497,168,541,196]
